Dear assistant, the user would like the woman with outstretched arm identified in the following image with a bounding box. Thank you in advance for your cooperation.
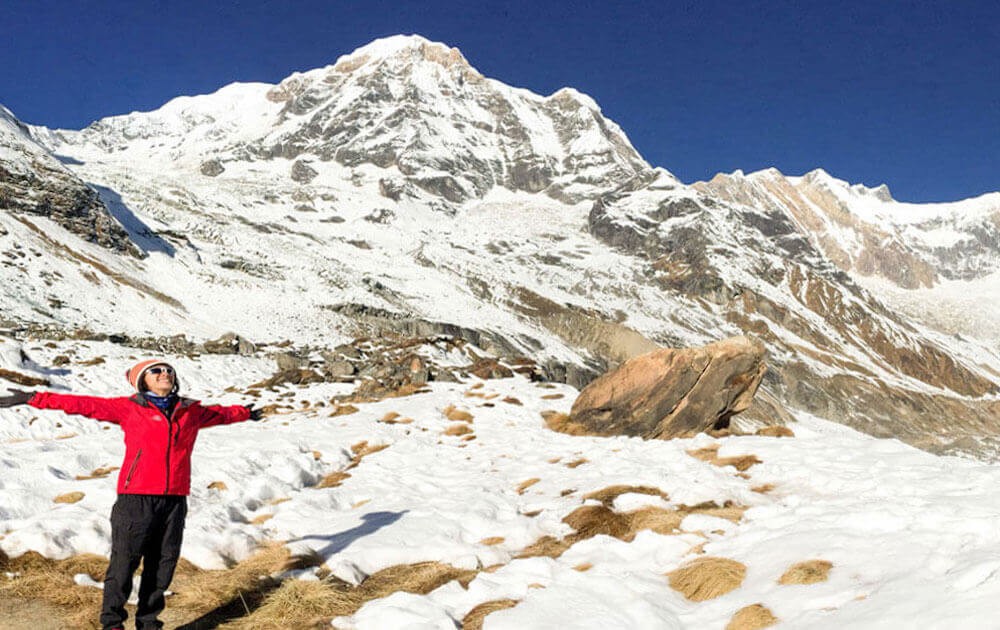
[0,359,262,630]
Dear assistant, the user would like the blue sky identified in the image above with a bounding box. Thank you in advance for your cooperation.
[3,0,997,202]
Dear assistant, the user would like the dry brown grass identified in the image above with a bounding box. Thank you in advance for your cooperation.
[540,410,590,436]
[573,562,593,572]
[250,514,274,525]
[478,537,505,546]
[726,603,779,630]
[223,561,478,629]
[316,471,351,489]
[461,598,519,630]
[53,491,85,504]
[351,441,389,459]
[0,367,50,386]
[217,579,335,629]
[0,550,108,629]
[443,405,475,422]
[379,411,401,423]
[502,396,522,405]
[779,559,832,585]
[687,445,762,472]
[74,466,118,481]
[583,485,669,506]
[751,484,776,494]
[517,499,746,560]
[444,423,473,436]
[517,536,574,559]
[756,426,795,438]
[540,393,564,400]
[208,480,229,491]
[315,440,391,488]
[565,458,588,468]
[330,404,359,417]
[668,557,747,602]
[516,478,540,494]
[169,543,290,616]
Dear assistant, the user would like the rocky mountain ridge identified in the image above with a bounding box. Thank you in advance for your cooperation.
[2,35,998,458]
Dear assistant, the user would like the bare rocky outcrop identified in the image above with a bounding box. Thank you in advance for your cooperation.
[564,336,767,439]
[0,106,139,257]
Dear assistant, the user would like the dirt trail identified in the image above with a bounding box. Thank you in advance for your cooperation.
[0,598,72,630]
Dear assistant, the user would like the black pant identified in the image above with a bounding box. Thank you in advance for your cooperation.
[100,494,187,630]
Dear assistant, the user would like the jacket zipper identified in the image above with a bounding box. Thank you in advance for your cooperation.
[164,407,174,494]
[124,449,142,489]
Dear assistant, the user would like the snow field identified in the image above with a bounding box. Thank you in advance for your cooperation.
[5,341,1000,627]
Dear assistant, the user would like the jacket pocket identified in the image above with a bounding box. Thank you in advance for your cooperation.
[124,449,142,489]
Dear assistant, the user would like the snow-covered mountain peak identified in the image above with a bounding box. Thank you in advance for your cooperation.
[331,34,475,73]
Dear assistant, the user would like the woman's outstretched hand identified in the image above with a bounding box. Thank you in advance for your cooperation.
[245,404,264,421]
[0,389,35,408]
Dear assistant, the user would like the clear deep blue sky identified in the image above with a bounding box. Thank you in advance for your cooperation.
[3,0,997,202]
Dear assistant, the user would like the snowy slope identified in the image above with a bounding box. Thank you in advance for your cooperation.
[3,339,1000,628]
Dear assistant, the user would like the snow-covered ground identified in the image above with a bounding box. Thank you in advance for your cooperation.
[3,340,1000,628]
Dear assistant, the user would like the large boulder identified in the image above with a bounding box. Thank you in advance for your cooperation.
[566,336,767,439]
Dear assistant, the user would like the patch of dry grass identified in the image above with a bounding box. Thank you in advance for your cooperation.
[316,471,351,489]
[443,405,475,422]
[687,444,762,472]
[565,458,588,468]
[751,484,776,494]
[444,423,473,436]
[573,562,593,572]
[478,537,505,546]
[217,579,335,629]
[0,550,108,629]
[53,492,85,504]
[169,543,290,617]
[208,480,229,491]
[583,485,669,506]
[779,559,832,585]
[516,478,540,494]
[315,439,392,489]
[668,557,747,602]
[726,603,779,630]
[517,499,746,561]
[329,404,359,417]
[502,396,522,406]
[756,426,795,438]
[0,367,50,386]
[221,561,478,629]
[74,466,118,481]
[540,410,590,436]
[461,598,519,630]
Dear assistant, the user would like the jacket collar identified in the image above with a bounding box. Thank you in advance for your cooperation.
[130,393,195,408]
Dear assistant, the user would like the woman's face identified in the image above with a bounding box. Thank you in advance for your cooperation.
[143,365,175,396]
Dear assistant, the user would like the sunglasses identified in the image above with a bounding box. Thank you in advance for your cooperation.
[147,366,174,376]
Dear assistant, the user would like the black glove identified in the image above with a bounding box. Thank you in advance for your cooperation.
[0,389,35,408]
[245,404,264,421]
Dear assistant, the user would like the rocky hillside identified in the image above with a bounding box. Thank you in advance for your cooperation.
[2,35,998,458]
[0,106,137,256]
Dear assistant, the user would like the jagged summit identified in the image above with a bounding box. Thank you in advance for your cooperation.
[33,35,649,205]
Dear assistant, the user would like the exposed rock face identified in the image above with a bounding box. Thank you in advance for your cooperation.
[0,106,139,257]
[566,336,766,439]
[587,169,999,449]
[200,159,225,176]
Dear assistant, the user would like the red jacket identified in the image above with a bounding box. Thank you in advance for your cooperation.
[29,392,251,496]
